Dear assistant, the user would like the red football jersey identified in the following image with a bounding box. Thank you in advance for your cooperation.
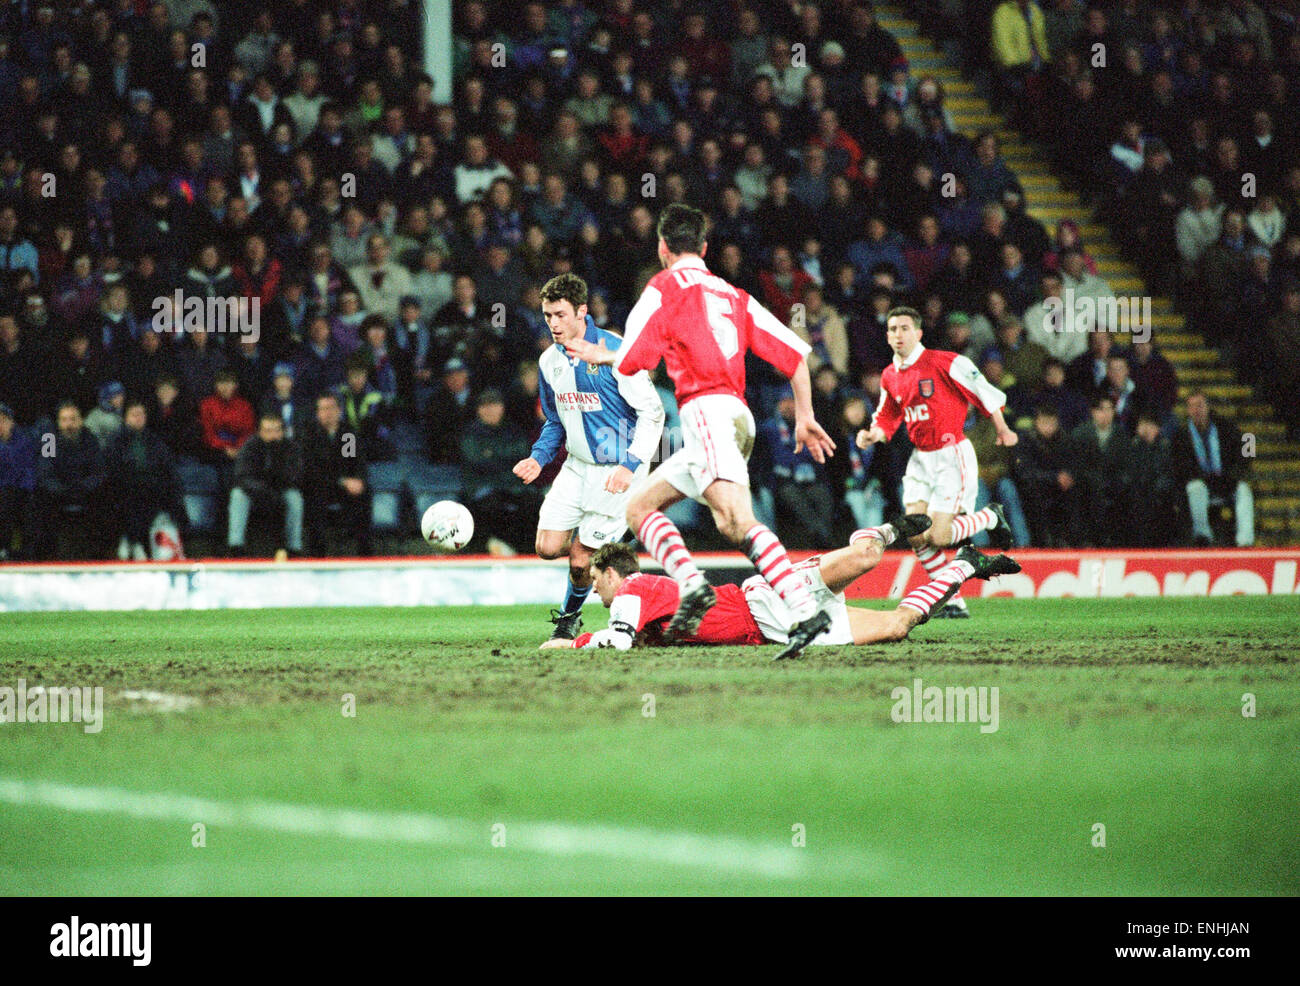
[872,345,1007,452]
[586,573,766,647]
[615,255,810,408]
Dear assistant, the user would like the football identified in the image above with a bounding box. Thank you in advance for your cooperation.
[421,500,474,551]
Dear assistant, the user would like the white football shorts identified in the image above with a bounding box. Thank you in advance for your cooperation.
[901,437,979,515]
[654,393,756,503]
[741,557,854,646]
[537,456,649,548]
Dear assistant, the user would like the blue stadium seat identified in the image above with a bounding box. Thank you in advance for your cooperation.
[368,460,409,532]
[175,458,220,534]
[406,463,463,518]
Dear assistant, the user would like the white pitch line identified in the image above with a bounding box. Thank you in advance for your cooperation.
[0,778,805,880]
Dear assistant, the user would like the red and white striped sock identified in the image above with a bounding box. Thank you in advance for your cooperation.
[899,558,976,618]
[851,522,896,548]
[637,512,705,591]
[949,507,998,543]
[915,543,967,610]
[914,543,948,576]
[743,523,816,619]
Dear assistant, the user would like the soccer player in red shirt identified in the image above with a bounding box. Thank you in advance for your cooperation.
[856,306,1017,618]
[564,203,837,659]
[540,523,1021,654]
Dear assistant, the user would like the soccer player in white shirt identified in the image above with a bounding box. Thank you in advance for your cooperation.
[513,274,664,642]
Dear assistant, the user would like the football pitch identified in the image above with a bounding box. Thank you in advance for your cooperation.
[1,597,1296,896]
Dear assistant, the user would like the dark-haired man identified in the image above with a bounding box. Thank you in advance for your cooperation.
[563,202,837,659]
[227,411,304,557]
[856,305,1018,617]
[542,518,1019,654]
[512,272,663,643]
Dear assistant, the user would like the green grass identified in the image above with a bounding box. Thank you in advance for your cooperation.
[1,597,1297,895]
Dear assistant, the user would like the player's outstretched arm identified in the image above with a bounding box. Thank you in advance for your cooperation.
[513,457,542,483]
[789,361,836,462]
[991,407,1019,446]
[856,426,887,447]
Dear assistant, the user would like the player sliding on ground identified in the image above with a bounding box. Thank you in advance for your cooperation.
[857,306,1017,619]
[513,274,665,643]
[564,203,838,660]
[540,515,1021,655]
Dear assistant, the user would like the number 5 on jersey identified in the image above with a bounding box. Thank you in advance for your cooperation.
[704,291,739,359]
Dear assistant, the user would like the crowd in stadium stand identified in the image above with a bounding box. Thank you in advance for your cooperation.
[0,0,1290,560]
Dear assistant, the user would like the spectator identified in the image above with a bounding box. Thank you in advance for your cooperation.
[1071,395,1134,547]
[1012,405,1082,547]
[148,373,201,460]
[1128,340,1179,423]
[459,388,536,555]
[426,356,475,463]
[349,233,411,322]
[990,0,1049,125]
[293,314,347,402]
[453,133,513,205]
[105,399,185,561]
[1099,353,1140,430]
[792,283,849,378]
[1173,391,1254,547]
[1066,330,1118,398]
[33,401,107,559]
[967,400,1032,547]
[0,205,39,284]
[757,245,814,325]
[85,380,126,446]
[52,325,105,416]
[758,387,836,548]
[302,391,370,556]
[1264,281,1300,439]
[173,320,228,403]
[339,352,395,462]
[1175,176,1224,285]
[227,411,304,557]
[827,392,885,534]
[994,316,1048,395]
[261,362,310,441]
[199,368,255,471]
[1128,410,1179,547]
[0,401,36,559]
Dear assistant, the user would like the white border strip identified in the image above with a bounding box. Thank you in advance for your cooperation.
[0,778,804,880]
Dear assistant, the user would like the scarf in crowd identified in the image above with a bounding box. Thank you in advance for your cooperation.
[1190,420,1222,475]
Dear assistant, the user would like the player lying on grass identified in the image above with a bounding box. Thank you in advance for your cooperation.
[857,305,1017,619]
[540,515,1021,657]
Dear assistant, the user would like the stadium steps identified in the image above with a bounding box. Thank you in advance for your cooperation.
[881,2,1300,545]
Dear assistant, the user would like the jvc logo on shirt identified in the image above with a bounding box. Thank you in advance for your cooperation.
[50,916,152,966]
[555,392,604,412]
[904,404,931,423]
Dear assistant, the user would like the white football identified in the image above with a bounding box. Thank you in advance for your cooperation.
[421,500,474,551]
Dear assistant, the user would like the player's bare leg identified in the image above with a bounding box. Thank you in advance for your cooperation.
[626,478,715,638]
[817,513,933,595]
[846,606,922,645]
[842,545,1022,645]
[536,529,595,640]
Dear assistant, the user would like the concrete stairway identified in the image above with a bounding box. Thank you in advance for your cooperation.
[877,4,1300,545]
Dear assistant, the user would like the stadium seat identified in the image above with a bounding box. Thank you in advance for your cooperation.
[175,458,221,535]
[406,463,463,519]
[367,460,409,533]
